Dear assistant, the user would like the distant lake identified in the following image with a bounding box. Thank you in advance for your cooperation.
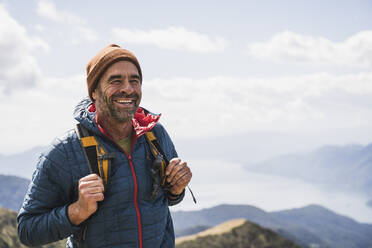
[172,158,372,224]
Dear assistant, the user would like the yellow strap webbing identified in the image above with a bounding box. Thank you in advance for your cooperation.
[81,136,109,185]
[145,131,167,185]
[97,145,109,185]
[81,136,98,147]
[145,131,156,142]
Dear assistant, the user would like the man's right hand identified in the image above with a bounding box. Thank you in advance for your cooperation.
[68,174,105,226]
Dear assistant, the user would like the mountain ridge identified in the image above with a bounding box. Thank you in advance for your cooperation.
[246,142,372,195]
[176,218,247,245]
[175,218,301,248]
[0,146,45,179]
[172,204,372,248]
[0,175,29,211]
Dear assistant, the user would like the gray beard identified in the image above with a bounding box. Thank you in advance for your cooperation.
[96,88,137,123]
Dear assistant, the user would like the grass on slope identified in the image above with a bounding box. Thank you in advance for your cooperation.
[0,208,65,248]
[176,219,301,248]
[176,219,246,245]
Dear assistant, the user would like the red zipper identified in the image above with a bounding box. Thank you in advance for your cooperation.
[127,154,143,248]
[95,122,143,248]
[114,139,143,248]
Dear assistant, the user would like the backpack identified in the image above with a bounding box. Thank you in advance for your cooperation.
[75,123,196,202]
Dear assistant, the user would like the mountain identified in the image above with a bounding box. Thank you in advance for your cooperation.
[172,204,283,232]
[368,199,372,208]
[246,143,372,195]
[171,204,372,248]
[0,146,45,179]
[176,225,210,238]
[0,175,30,211]
[175,219,301,248]
[272,205,372,248]
[176,219,247,245]
[0,207,65,248]
[172,204,324,247]
[273,205,372,248]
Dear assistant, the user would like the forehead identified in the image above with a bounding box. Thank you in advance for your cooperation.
[102,60,139,79]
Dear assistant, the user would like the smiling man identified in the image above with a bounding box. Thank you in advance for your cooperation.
[17,44,192,248]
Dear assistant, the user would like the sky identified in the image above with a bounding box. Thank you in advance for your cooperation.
[1,0,372,155]
[1,0,372,222]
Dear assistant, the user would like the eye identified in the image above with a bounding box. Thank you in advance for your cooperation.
[130,79,140,85]
[110,80,121,84]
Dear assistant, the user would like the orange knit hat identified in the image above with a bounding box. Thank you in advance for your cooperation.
[86,44,142,100]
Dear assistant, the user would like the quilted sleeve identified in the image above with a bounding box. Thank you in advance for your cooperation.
[153,123,185,206]
[17,137,80,246]
[154,123,178,161]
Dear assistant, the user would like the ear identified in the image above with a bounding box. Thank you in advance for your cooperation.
[92,89,97,101]
[92,81,100,101]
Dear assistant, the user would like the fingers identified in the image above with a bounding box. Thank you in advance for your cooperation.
[68,174,104,225]
[172,168,192,186]
[90,192,105,202]
[79,173,104,186]
[165,158,192,195]
[166,158,181,178]
[168,164,189,186]
[80,186,105,201]
[78,174,105,202]
[166,158,186,184]
[79,180,105,193]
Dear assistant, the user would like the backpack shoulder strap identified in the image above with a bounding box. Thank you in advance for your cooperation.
[145,131,168,186]
[144,130,197,203]
[75,123,114,186]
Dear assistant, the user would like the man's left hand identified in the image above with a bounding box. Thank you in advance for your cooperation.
[166,158,192,195]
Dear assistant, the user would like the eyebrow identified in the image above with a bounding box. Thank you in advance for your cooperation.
[131,74,141,80]
[107,74,140,82]
[107,75,122,82]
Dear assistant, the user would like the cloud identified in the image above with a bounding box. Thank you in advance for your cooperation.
[0,4,87,150]
[1,68,372,154]
[246,30,372,67]
[36,0,97,43]
[0,73,86,154]
[0,4,49,94]
[141,72,372,139]
[112,26,227,52]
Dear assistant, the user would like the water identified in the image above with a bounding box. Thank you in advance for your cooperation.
[172,158,372,224]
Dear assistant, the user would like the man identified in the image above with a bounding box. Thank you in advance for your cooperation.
[17,44,192,248]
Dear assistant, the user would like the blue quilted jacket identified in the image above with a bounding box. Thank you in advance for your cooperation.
[17,98,184,248]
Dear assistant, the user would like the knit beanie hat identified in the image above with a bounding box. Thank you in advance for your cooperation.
[86,44,142,100]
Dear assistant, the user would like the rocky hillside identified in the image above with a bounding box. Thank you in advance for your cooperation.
[0,208,65,248]
[176,219,301,248]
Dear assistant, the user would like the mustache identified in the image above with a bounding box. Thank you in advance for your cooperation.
[111,92,139,99]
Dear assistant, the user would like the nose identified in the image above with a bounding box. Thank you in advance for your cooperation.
[119,79,134,96]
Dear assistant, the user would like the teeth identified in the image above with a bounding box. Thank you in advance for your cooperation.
[116,99,133,104]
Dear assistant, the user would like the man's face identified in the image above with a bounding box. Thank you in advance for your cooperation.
[93,60,142,123]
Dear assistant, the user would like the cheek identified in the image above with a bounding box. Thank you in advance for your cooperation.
[101,87,116,99]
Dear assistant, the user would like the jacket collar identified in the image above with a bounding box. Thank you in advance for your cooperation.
[132,107,161,137]
[88,102,160,139]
